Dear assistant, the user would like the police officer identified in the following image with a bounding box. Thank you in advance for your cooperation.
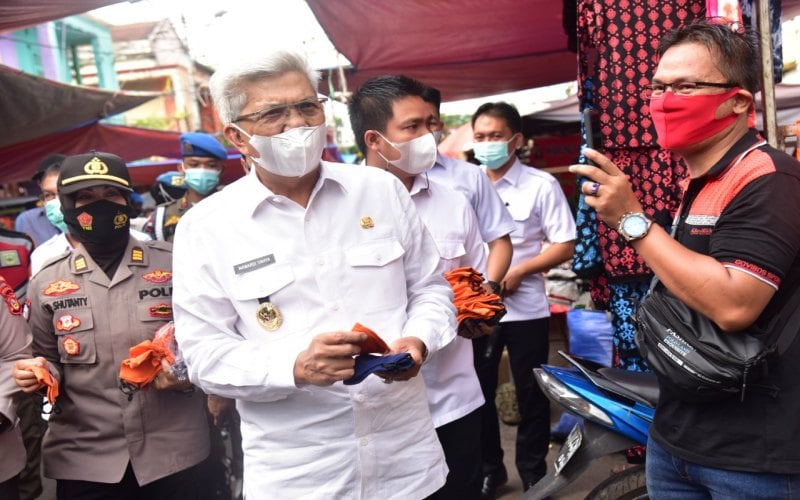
[145,132,227,242]
[12,151,211,498]
[149,171,188,206]
[0,276,32,500]
[145,133,241,498]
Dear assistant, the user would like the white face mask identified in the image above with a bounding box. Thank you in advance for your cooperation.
[234,124,326,178]
[375,131,437,175]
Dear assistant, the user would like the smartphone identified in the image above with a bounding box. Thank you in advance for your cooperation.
[583,108,602,166]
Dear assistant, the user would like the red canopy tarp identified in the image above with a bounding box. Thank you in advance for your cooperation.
[0,122,243,186]
[306,0,577,102]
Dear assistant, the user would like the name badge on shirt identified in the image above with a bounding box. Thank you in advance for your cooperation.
[233,254,275,275]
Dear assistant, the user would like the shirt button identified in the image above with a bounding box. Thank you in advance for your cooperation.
[359,437,369,446]
[354,393,365,402]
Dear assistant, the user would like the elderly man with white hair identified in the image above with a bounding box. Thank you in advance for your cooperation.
[171,50,456,498]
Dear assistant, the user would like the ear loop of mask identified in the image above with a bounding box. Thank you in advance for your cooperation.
[374,131,398,171]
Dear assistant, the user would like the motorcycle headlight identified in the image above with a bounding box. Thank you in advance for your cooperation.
[534,368,613,427]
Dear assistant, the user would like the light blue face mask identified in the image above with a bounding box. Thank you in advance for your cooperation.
[183,168,221,195]
[472,135,517,169]
[44,198,68,233]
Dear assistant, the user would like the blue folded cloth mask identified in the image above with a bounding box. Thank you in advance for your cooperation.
[343,353,415,385]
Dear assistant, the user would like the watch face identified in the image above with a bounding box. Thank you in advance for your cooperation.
[623,215,648,238]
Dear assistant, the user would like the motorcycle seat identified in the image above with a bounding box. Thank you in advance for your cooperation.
[597,367,660,407]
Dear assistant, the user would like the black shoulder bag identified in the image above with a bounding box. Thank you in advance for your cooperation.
[634,281,800,402]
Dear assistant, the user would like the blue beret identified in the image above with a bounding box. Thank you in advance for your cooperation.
[179,132,227,160]
[156,171,187,189]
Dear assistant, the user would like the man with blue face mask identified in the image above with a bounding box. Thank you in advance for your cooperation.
[145,132,227,243]
[471,102,576,496]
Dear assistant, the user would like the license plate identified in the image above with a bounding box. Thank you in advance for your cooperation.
[554,423,582,476]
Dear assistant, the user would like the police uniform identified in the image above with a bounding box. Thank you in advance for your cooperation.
[146,133,227,243]
[27,151,210,491]
[0,228,46,500]
[0,277,32,497]
[28,239,210,486]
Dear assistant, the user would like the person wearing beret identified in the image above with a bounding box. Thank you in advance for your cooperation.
[144,132,228,243]
[13,151,212,499]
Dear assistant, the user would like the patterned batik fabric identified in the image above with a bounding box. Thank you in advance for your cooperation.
[741,0,783,83]
[609,281,651,371]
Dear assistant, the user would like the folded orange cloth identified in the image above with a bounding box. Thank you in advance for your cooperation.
[30,365,59,405]
[444,267,506,325]
[352,322,390,354]
[119,323,176,389]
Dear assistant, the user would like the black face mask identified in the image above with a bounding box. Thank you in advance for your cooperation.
[62,199,132,245]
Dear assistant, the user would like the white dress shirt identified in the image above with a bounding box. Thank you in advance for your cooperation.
[409,174,486,428]
[490,159,576,321]
[172,162,455,499]
[428,153,516,243]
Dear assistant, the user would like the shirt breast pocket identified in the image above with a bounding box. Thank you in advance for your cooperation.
[433,239,466,270]
[52,308,96,364]
[345,238,407,311]
[505,197,537,242]
[230,263,298,338]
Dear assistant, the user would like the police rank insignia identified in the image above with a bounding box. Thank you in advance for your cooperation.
[360,216,374,229]
[131,247,144,262]
[62,336,80,356]
[44,280,81,297]
[56,314,81,332]
[142,269,172,283]
[149,304,173,318]
[256,302,283,331]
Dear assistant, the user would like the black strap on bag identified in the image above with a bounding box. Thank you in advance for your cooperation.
[634,139,800,401]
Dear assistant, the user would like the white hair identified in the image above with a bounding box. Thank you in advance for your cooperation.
[209,50,321,124]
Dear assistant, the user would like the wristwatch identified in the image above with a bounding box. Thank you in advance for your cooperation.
[617,212,652,242]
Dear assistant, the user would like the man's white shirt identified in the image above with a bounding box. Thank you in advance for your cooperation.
[172,162,455,498]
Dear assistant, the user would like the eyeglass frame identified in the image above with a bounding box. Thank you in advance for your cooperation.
[232,97,328,129]
[644,81,738,98]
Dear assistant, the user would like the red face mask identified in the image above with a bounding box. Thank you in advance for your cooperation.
[649,87,741,149]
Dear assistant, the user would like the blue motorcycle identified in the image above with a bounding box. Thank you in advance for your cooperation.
[524,351,658,500]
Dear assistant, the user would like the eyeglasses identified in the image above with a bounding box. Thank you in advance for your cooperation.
[233,97,327,129]
[644,81,737,98]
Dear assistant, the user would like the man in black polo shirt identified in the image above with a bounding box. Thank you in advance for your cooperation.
[571,19,800,497]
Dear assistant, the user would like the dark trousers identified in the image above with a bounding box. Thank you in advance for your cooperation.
[56,460,212,500]
[0,475,19,500]
[429,408,482,500]
[473,317,550,486]
[17,393,46,500]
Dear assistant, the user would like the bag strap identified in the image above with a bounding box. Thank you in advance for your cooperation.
[645,138,800,354]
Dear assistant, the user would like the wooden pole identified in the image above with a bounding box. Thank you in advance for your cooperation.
[757,0,778,147]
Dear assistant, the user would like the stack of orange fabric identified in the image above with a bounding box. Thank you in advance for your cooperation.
[444,267,506,325]
[119,322,176,390]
